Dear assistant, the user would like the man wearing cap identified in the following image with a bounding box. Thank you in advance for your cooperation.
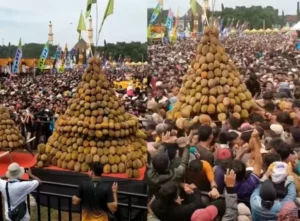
[0,163,41,221]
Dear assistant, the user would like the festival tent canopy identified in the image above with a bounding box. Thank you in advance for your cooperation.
[273,28,280,32]
[258,29,264,33]
[265,29,272,32]
[243,29,250,33]
[291,21,300,31]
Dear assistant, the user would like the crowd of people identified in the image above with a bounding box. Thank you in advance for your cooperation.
[0,63,151,149]
[2,32,300,221]
[144,33,300,221]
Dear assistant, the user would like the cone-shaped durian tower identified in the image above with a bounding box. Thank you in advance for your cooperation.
[36,57,147,178]
[0,107,25,150]
[168,26,254,124]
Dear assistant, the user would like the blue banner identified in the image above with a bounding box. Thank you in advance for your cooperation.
[149,3,161,24]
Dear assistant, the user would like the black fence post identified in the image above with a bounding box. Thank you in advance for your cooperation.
[0,193,3,221]
[57,196,62,221]
[36,187,41,221]
[27,194,31,215]
[68,198,72,221]
[128,196,132,221]
[47,195,51,220]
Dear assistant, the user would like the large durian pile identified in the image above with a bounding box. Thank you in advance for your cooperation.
[36,57,147,178]
[168,26,254,123]
[0,107,25,150]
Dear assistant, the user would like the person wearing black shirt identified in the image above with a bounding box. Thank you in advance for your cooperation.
[72,163,118,221]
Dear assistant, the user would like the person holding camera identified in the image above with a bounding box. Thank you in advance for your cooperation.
[0,163,41,221]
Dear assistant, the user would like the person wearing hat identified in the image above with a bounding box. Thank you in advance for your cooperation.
[0,163,41,221]
[250,162,296,221]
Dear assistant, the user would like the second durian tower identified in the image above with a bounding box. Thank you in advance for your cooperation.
[36,57,147,178]
[169,26,254,122]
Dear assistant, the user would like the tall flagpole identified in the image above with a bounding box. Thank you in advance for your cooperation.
[96,1,99,47]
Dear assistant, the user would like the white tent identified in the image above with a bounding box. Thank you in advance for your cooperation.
[291,21,300,30]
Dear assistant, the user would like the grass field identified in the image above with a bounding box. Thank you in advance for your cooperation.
[2,201,80,221]
[29,205,80,221]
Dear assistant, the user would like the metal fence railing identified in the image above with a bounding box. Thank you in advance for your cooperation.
[0,180,148,221]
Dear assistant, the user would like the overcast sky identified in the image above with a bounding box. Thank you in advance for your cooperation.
[0,0,147,47]
[148,0,298,17]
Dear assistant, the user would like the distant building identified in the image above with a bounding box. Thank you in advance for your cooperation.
[284,15,298,26]
[48,21,53,45]
[87,16,94,46]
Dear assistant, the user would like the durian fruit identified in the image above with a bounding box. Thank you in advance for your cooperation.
[167,26,254,122]
[0,107,25,151]
[36,57,147,178]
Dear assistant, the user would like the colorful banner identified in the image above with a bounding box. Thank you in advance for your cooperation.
[54,45,61,60]
[165,9,174,30]
[12,39,22,74]
[37,41,49,70]
[149,3,161,24]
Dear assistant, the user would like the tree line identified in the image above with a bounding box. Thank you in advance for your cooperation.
[0,41,147,62]
[148,2,300,30]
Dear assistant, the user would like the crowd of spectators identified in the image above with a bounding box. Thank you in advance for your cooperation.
[144,33,300,221]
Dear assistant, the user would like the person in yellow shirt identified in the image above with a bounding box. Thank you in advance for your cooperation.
[72,162,118,221]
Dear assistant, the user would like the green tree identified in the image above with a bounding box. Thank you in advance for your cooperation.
[221,3,225,11]
[94,42,147,62]
[214,6,281,29]
[0,42,146,62]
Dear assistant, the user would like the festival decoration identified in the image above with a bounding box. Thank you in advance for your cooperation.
[77,12,87,40]
[37,41,49,70]
[12,39,22,74]
[36,57,147,178]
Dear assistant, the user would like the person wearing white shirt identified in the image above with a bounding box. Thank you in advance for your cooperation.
[0,163,41,221]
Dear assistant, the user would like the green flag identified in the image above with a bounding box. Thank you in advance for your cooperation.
[190,0,197,16]
[99,0,114,33]
[77,12,87,40]
[86,0,97,18]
